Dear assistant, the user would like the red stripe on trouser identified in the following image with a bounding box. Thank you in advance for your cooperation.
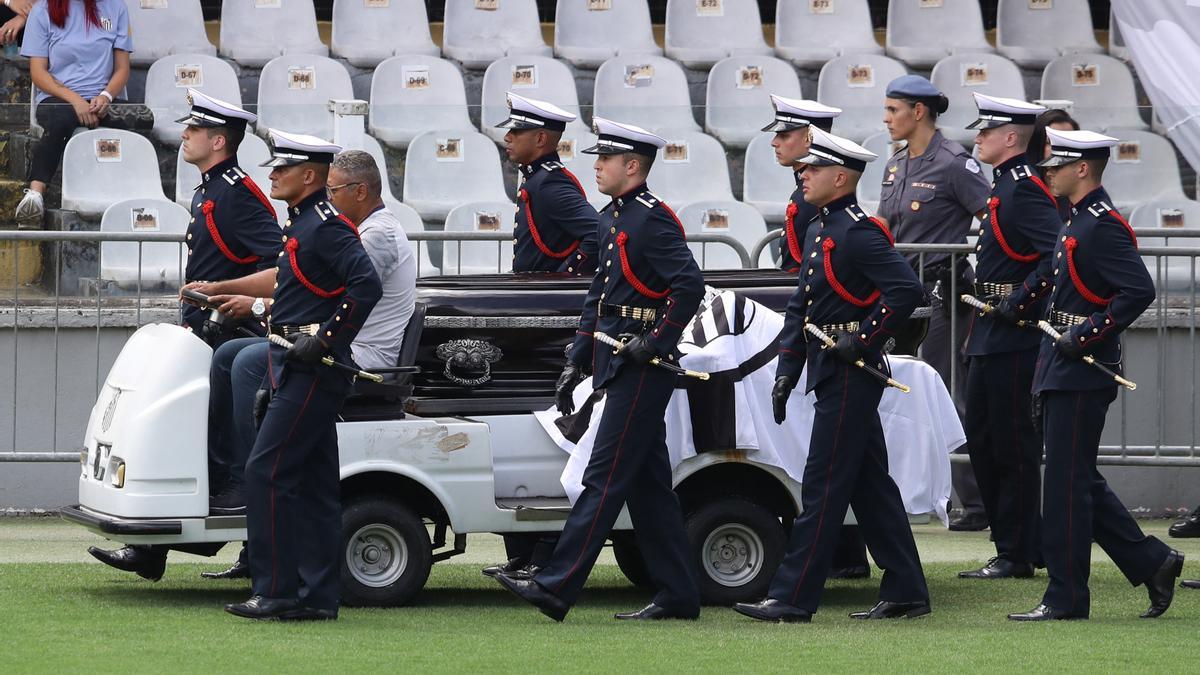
[554,366,648,595]
[790,367,850,604]
[266,377,319,596]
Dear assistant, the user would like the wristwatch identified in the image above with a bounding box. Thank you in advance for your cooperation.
[251,297,266,319]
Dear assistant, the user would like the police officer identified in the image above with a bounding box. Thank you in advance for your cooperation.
[496,92,599,275]
[482,93,601,580]
[958,93,1061,580]
[177,89,282,345]
[495,118,703,622]
[734,128,928,623]
[760,94,841,273]
[225,130,382,622]
[1009,129,1183,620]
[878,75,993,533]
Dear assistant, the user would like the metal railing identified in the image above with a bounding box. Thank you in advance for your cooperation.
[0,228,1197,465]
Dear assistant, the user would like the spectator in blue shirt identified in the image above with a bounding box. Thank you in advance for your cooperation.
[16,0,132,228]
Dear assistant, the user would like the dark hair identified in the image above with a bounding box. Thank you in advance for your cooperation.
[812,118,834,132]
[1082,156,1109,179]
[1028,109,1080,164]
[622,151,655,176]
[49,0,101,30]
[894,94,950,120]
[205,125,245,156]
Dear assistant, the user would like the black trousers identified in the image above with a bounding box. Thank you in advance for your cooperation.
[965,350,1042,564]
[244,348,350,611]
[31,96,125,185]
[534,363,698,611]
[1040,388,1169,614]
[768,365,928,613]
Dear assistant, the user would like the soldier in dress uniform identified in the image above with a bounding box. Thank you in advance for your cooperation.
[760,94,840,273]
[497,92,599,275]
[878,75,993,533]
[483,93,601,580]
[176,89,281,345]
[734,128,928,623]
[1009,129,1183,621]
[85,89,281,582]
[958,93,1060,580]
[225,130,382,622]
[496,118,703,622]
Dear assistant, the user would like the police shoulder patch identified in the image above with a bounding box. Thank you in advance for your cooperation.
[965,158,981,174]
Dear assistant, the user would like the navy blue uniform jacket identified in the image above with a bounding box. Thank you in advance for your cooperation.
[513,152,600,275]
[779,173,818,273]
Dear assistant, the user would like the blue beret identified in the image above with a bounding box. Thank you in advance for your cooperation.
[886,75,942,99]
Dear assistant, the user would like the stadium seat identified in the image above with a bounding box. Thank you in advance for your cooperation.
[441,0,552,70]
[885,0,992,69]
[257,55,354,140]
[218,0,327,68]
[330,0,440,68]
[174,133,286,222]
[663,0,772,69]
[553,0,661,68]
[741,133,794,223]
[1102,130,1187,213]
[383,198,441,277]
[704,55,803,149]
[122,0,215,67]
[1109,8,1130,62]
[646,130,734,212]
[369,56,474,149]
[441,200,517,275]
[774,0,883,69]
[346,134,403,206]
[1040,54,1148,132]
[144,54,242,147]
[1131,198,1200,291]
[855,131,905,214]
[930,53,1026,146]
[403,130,510,221]
[480,56,585,143]
[996,0,1102,69]
[593,55,700,135]
[62,130,166,217]
[677,199,768,269]
[552,128,607,208]
[98,198,191,290]
[817,54,909,142]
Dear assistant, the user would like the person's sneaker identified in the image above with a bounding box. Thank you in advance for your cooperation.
[15,189,44,229]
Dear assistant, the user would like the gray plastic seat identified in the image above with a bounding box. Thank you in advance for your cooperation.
[145,54,242,146]
[331,0,439,68]
[1131,198,1200,292]
[480,56,584,143]
[885,0,992,69]
[441,200,517,275]
[218,0,327,68]
[741,133,794,223]
[442,0,552,70]
[174,133,286,222]
[817,54,909,142]
[382,199,441,277]
[553,128,607,208]
[645,131,733,212]
[62,130,167,216]
[1041,54,1148,132]
[593,55,700,134]
[403,130,510,221]
[99,198,191,290]
[1102,130,1187,214]
[677,199,767,270]
[553,0,660,68]
[257,55,354,140]
[774,0,882,69]
[369,56,474,149]
[123,0,215,67]
[996,0,1102,69]
[704,55,803,148]
[855,132,905,214]
[663,0,771,69]
[930,53,1027,146]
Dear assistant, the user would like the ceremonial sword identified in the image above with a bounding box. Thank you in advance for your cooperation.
[1035,320,1137,391]
[959,293,1032,328]
[803,323,910,393]
[594,332,710,381]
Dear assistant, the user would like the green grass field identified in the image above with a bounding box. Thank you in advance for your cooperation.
[3,519,1200,673]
